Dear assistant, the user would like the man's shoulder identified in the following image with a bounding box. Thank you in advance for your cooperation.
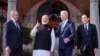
[89,24,96,28]
[7,20,12,23]
[89,23,95,26]
[78,24,83,28]
[68,20,74,24]
[59,22,63,26]
[6,20,13,25]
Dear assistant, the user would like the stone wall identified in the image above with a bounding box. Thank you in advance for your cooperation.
[15,0,89,23]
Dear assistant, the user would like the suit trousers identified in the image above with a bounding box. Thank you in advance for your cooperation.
[59,46,73,56]
[81,46,94,56]
[9,47,23,56]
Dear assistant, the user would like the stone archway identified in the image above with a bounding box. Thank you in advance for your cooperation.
[23,0,81,29]
[36,2,69,28]
[23,0,46,28]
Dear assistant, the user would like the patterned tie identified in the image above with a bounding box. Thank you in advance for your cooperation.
[15,21,20,29]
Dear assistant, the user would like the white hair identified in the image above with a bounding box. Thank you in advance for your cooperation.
[42,15,49,19]
[10,10,18,17]
[60,10,68,14]
[10,10,19,20]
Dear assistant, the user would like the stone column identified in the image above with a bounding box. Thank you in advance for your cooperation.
[90,0,100,56]
[2,0,16,56]
[7,0,16,21]
[0,23,2,55]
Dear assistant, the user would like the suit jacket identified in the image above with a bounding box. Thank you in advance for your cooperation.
[6,20,24,49]
[77,24,98,51]
[56,20,75,49]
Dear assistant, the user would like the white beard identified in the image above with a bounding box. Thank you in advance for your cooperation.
[42,22,48,24]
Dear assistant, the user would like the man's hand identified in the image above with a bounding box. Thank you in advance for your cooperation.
[22,44,26,50]
[50,52,54,56]
[64,38,70,43]
[78,49,81,55]
[94,48,98,54]
[35,21,41,28]
[5,46,10,53]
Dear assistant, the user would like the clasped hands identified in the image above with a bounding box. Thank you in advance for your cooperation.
[64,38,70,43]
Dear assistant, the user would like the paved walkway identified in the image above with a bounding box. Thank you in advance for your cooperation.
[2,38,100,56]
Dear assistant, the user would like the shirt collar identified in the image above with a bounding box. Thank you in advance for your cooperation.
[63,19,68,24]
[11,18,16,23]
[84,23,89,26]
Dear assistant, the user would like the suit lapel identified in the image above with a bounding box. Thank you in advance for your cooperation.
[17,21,21,29]
[82,24,91,35]
[82,25,87,35]
[11,20,21,31]
[87,24,91,35]
[11,20,17,29]
[61,20,69,33]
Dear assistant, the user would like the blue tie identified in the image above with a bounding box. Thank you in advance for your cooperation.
[61,21,65,32]
[84,25,88,35]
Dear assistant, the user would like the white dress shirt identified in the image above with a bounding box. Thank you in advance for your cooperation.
[11,18,20,29]
[62,19,68,27]
[61,19,68,32]
[11,18,17,25]
[84,23,89,30]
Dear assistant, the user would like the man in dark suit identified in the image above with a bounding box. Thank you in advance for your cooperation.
[56,10,75,56]
[5,10,25,56]
[77,14,98,56]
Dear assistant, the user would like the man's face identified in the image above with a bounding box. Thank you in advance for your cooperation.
[12,11,19,21]
[60,11,68,21]
[81,15,89,24]
[41,15,49,24]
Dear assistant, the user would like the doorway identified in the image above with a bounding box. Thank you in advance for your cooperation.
[37,2,69,28]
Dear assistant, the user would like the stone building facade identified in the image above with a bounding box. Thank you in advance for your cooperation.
[0,0,100,56]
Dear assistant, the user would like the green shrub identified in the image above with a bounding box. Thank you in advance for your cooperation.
[74,35,77,45]
[22,27,32,45]
[23,51,32,56]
